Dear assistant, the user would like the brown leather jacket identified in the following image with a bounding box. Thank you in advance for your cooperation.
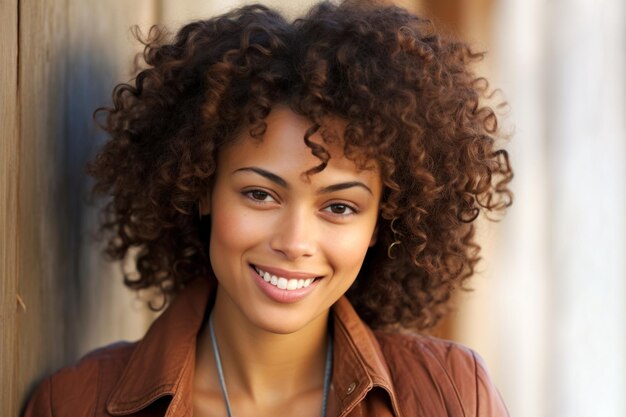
[23,277,509,417]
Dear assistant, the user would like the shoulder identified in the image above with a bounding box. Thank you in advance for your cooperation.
[374,331,510,417]
[375,330,480,378]
[23,341,136,417]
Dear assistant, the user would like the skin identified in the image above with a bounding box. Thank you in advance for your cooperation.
[193,106,382,417]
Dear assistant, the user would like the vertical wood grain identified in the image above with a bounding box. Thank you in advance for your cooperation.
[65,0,159,356]
[17,0,72,408]
[1,1,19,416]
[16,0,158,413]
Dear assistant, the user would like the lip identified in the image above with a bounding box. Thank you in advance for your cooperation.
[249,264,322,304]
[252,263,321,280]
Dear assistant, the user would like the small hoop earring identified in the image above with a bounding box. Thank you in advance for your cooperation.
[387,240,401,259]
[387,217,402,259]
[390,217,401,236]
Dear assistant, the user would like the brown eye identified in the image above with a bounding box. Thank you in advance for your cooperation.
[331,204,348,214]
[250,190,269,200]
[242,189,276,203]
[323,203,357,216]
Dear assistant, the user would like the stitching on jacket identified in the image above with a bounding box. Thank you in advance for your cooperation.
[334,318,374,415]
[388,333,468,417]
[110,385,174,408]
[471,350,479,417]
[381,334,444,413]
[163,347,192,417]
[48,376,55,417]
[95,359,102,417]
[335,319,403,417]
[418,338,468,417]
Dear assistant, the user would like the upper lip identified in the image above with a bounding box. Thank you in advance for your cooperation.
[251,263,321,280]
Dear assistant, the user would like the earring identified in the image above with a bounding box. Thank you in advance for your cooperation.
[390,217,401,236]
[387,217,402,259]
[387,240,401,259]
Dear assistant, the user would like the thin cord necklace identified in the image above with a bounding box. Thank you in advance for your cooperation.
[209,312,334,417]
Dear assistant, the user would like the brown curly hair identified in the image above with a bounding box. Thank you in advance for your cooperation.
[88,0,513,331]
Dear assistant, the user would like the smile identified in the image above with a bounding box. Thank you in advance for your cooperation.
[253,265,315,290]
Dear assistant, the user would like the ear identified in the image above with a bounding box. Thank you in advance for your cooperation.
[199,190,211,217]
[368,223,379,247]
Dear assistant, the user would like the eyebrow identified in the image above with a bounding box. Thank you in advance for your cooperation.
[232,166,373,195]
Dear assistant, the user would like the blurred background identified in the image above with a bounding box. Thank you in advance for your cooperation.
[1,0,624,416]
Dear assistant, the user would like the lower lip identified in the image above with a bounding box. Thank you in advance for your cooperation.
[249,264,322,304]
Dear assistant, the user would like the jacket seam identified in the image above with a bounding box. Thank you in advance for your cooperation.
[471,350,479,417]
[163,348,191,417]
[48,376,55,417]
[422,340,467,417]
[95,359,102,417]
[335,320,404,417]
[334,318,374,416]
[108,385,174,410]
[398,336,467,417]
[105,343,146,410]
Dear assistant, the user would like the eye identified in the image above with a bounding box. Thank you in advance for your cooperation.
[323,203,358,216]
[243,189,277,203]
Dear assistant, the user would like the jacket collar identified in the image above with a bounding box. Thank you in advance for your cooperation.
[106,277,401,417]
[329,297,403,417]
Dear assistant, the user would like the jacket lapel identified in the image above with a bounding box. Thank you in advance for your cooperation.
[330,297,403,417]
[106,277,214,416]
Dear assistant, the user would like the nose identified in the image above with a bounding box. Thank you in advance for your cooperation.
[269,206,318,260]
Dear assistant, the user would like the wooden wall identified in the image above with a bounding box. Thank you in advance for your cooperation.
[1,2,159,416]
[1,0,20,414]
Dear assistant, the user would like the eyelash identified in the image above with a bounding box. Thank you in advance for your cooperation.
[244,189,276,203]
[241,189,359,217]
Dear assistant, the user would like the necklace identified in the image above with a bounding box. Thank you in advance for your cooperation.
[209,312,333,417]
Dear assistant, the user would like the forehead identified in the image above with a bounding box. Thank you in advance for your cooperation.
[217,107,380,185]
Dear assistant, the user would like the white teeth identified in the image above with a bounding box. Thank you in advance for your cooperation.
[277,277,288,289]
[254,266,317,291]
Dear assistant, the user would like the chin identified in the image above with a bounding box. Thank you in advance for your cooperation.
[246,306,327,335]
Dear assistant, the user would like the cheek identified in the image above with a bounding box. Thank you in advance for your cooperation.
[322,225,375,277]
[208,192,264,271]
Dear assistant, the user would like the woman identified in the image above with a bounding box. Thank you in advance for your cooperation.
[24,1,513,416]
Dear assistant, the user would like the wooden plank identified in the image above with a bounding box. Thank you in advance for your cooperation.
[16,0,158,411]
[17,0,71,408]
[0,0,19,415]
[65,0,159,356]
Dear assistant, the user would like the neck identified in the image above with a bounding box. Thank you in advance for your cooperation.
[196,285,331,402]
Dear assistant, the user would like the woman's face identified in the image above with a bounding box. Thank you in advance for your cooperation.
[206,106,382,334]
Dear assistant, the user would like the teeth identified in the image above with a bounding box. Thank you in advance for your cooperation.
[277,277,288,289]
[254,266,316,291]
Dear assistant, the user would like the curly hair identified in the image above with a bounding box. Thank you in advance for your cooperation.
[88,0,513,331]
